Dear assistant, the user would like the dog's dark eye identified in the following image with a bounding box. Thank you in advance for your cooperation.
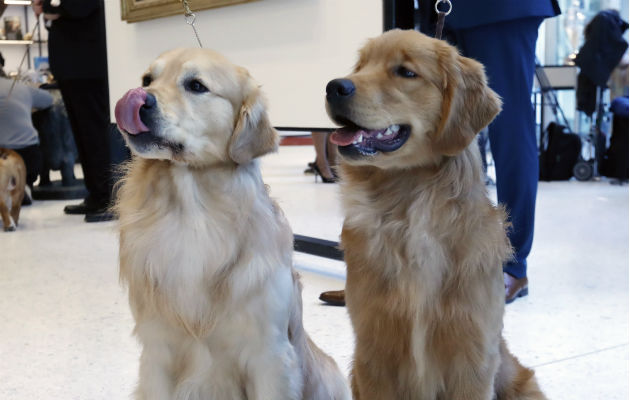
[142,75,152,87]
[186,79,209,94]
[395,66,418,78]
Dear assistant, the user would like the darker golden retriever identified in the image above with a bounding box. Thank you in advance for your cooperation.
[326,29,546,400]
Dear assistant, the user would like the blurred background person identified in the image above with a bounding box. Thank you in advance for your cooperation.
[0,51,53,203]
[305,131,338,183]
[32,0,114,222]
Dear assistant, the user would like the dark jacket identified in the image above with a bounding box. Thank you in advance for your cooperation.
[446,0,561,30]
[575,10,628,115]
[575,10,629,87]
[43,0,107,80]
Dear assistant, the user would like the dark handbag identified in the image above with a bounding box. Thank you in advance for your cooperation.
[539,122,582,181]
[600,97,629,180]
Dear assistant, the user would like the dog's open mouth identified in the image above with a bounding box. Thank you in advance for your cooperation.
[330,124,411,157]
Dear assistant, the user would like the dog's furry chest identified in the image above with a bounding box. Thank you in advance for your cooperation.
[122,204,240,282]
[117,163,301,399]
[341,174,509,399]
[117,161,293,334]
[119,202,240,335]
[342,188,448,287]
[340,168,509,286]
[132,266,298,400]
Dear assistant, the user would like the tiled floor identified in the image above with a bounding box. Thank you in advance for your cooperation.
[0,145,627,399]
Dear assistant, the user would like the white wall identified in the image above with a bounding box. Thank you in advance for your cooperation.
[105,0,382,129]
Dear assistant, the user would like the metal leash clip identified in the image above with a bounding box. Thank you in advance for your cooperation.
[434,0,452,40]
[434,0,452,16]
[181,0,203,48]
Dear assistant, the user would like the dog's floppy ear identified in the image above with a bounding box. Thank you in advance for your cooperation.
[432,47,502,156]
[229,76,279,165]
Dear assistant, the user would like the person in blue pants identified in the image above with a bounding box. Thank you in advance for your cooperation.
[446,0,561,303]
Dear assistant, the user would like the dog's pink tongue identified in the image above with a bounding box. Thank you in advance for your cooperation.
[115,87,149,135]
[331,127,363,146]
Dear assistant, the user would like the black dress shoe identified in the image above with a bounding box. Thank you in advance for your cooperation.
[504,273,529,304]
[64,201,93,215]
[64,201,109,215]
[319,289,346,306]
[84,210,117,223]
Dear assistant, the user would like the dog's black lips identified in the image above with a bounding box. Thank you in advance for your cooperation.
[121,130,184,155]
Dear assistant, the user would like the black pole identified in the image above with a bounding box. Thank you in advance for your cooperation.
[293,235,344,261]
[383,0,419,32]
[383,0,396,31]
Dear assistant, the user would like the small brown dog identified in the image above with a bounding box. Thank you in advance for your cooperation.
[0,148,26,232]
[326,30,546,400]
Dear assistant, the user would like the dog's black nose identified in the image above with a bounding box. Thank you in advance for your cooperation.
[326,79,356,103]
[143,92,157,109]
[139,92,157,128]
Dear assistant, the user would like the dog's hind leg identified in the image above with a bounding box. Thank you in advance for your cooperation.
[350,358,410,400]
[134,350,175,400]
[288,271,351,400]
[494,339,547,400]
[10,201,21,227]
[1,201,15,231]
[350,372,361,400]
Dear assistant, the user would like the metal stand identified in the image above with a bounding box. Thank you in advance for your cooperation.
[293,235,343,261]
[32,180,88,201]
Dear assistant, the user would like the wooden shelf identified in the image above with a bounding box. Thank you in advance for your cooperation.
[3,1,33,5]
[0,40,46,45]
[0,39,33,44]
[2,0,44,72]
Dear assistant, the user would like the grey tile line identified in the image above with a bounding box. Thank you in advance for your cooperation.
[533,342,629,368]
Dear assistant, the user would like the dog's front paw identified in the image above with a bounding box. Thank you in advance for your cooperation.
[4,225,16,232]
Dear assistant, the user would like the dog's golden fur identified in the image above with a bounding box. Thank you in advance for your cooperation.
[327,30,546,400]
[0,148,26,232]
[115,48,349,400]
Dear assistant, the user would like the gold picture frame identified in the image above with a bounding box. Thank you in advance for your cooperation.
[121,0,254,23]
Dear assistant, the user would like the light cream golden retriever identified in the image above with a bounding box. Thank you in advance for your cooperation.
[325,30,546,400]
[114,48,350,400]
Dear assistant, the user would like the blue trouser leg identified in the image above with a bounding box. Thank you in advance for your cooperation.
[453,17,543,279]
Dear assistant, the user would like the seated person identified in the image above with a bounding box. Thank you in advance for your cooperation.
[0,52,53,194]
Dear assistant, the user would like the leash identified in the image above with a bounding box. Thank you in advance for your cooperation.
[433,0,452,40]
[181,0,203,48]
[7,18,41,98]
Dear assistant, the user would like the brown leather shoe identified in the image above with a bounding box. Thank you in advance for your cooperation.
[319,289,346,306]
[504,273,528,304]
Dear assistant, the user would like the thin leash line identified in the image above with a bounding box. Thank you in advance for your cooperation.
[7,18,41,98]
[181,1,447,47]
[181,0,203,48]
[434,0,452,40]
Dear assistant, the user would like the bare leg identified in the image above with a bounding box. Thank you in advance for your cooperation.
[312,131,334,180]
[10,201,21,227]
[326,134,338,175]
